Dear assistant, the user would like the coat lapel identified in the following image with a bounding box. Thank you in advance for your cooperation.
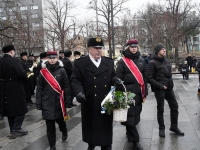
[84,56,97,73]
[94,57,109,76]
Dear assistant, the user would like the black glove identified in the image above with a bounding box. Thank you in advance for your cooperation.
[76,92,86,103]
[113,77,123,86]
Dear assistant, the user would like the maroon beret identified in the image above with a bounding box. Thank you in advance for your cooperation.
[126,39,138,46]
[47,51,58,58]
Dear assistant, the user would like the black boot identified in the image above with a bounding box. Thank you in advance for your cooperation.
[49,145,56,150]
[169,127,184,136]
[62,131,68,141]
[159,129,165,137]
[133,142,143,150]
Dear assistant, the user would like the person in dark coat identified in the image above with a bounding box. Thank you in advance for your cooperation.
[59,50,64,60]
[36,52,47,77]
[196,60,200,95]
[20,52,34,105]
[62,50,76,107]
[180,61,189,80]
[71,37,121,150]
[185,54,193,71]
[36,51,71,150]
[192,56,197,70]
[147,43,184,138]
[116,39,147,150]
[0,44,28,136]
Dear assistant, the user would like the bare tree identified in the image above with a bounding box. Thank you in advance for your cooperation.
[138,0,200,64]
[43,0,78,51]
[88,0,129,57]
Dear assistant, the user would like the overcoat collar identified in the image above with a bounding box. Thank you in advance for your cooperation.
[84,55,110,76]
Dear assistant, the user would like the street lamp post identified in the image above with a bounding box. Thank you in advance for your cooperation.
[111,0,115,57]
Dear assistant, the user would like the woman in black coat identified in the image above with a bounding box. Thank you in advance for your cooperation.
[36,51,71,150]
[116,39,147,150]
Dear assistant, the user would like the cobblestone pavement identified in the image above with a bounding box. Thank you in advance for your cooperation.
[0,74,200,150]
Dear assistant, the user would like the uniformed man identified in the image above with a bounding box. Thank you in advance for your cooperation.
[59,50,64,60]
[73,51,81,60]
[62,50,76,107]
[27,53,37,95]
[36,52,47,77]
[0,44,28,136]
[71,37,121,150]
[20,52,34,106]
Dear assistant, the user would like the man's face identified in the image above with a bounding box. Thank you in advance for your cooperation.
[59,53,64,58]
[22,55,28,60]
[88,46,102,60]
[158,48,166,58]
[48,57,58,64]
[29,56,34,60]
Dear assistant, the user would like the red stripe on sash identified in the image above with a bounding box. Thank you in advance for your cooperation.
[122,57,146,100]
[40,68,70,121]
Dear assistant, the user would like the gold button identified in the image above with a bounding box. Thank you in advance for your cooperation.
[104,77,106,78]
[94,86,96,88]
[5,97,6,98]
[95,94,97,96]
[105,85,106,87]
[94,77,96,79]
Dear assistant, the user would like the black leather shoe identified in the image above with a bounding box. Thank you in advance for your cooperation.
[169,127,184,136]
[133,142,143,150]
[159,129,165,137]
[11,129,28,136]
[50,145,56,150]
[62,131,68,141]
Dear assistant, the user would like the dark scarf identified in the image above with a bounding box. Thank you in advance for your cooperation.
[123,49,140,60]
[46,61,60,72]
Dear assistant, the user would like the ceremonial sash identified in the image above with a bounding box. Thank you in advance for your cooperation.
[122,57,146,100]
[40,68,70,121]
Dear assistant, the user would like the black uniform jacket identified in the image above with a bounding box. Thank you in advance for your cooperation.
[0,54,28,117]
[71,55,116,146]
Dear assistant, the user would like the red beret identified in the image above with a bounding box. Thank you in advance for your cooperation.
[47,51,58,58]
[126,39,138,46]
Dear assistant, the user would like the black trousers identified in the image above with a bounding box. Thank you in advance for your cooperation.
[154,88,179,130]
[46,118,67,147]
[88,144,112,150]
[182,71,188,79]
[7,114,25,132]
[126,126,139,142]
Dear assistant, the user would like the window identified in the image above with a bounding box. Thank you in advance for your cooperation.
[32,23,39,27]
[0,8,3,12]
[21,15,27,19]
[32,14,38,18]
[20,6,27,10]
[10,16,16,19]
[0,16,6,20]
[31,5,38,10]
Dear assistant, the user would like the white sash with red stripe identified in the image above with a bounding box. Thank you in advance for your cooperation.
[122,57,146,100]
[40,68,70,121]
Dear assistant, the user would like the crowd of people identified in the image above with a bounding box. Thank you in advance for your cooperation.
[0,38,192,150]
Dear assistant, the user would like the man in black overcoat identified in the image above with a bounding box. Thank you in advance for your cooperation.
[20,52,34,105]
[0,44,28,136]
[147,43,184,138]
[62,50,76,107]
[71,37,121,150]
